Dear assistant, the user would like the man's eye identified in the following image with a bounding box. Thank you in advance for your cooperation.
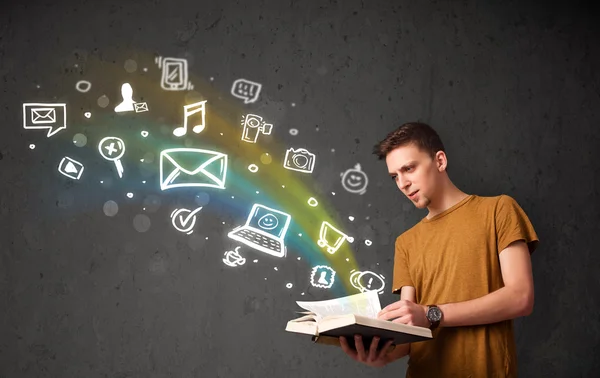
[390,175,397,180]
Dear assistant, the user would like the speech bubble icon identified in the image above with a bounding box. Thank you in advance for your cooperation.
[22,103,67,137]
[231,78,262,104]
[350,270,386,294]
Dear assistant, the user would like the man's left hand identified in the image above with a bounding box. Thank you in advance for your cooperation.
[377,300,430,328]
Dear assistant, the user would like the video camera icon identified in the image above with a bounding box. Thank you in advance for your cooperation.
[241,114,272,143]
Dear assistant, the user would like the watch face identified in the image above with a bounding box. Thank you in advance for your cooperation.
[428,306,442,322]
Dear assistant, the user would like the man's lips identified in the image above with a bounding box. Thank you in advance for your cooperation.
[408,190,419,198]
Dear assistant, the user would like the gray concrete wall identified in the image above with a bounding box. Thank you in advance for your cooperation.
[1,0,598,376]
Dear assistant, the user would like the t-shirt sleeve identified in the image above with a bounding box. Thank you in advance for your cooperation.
[495,195,540,255]
[392,236,414,294]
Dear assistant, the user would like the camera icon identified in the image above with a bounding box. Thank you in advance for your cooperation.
[283,148,316,173]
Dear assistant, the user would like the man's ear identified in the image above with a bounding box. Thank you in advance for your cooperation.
[435,151,448,172]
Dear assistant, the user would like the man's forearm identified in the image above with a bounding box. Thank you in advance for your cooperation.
[437,286,533,327]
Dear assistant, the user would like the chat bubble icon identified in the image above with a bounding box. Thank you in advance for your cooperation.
[23,103,67,137]
[231,78,262,104]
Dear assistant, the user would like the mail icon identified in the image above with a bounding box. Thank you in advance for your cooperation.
[23,103,67,137]
[159,148,228,191]
[134,102,149,113]
[32,108,56,123]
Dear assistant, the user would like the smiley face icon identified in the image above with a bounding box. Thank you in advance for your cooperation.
[341,163,369,195]
[258,213,279,230]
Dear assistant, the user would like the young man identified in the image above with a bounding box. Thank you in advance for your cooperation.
[339,122,539,377]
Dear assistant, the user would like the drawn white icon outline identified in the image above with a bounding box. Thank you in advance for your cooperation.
[75,80,92,93]
[170,206,203,234]
[98,136,126,178]
[22,103,67,137]
[317,221,349,254]
[223,246,246,267]
[283,148,316,173]
[240,114,273,143]
[155,56,194,91]
[341,163,369,195]
[114,83,137,113]
[58,157,84,180]
[173,101,206,137]
[134,102,149,113]
[159,148,228,191]
[231,78,262,104]
[227,203,291,258]
[350,270,386,294]
[310,265,336,289]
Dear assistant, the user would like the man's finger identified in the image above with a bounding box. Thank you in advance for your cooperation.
[377,340,395,360]
[391,314,412,324]
[368,336,380,360]
[339,336,358,360]
[354,335,366,360]
[379,300,403,314]
[378,308,404,321]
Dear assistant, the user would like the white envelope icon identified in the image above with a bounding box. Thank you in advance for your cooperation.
[32,108,56,124]
[159,148,228,190]
[134,102,149,112]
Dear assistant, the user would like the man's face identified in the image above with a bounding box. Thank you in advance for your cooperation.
[385,143,440,209]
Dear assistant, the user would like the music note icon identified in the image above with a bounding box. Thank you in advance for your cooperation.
[173,100,207,137]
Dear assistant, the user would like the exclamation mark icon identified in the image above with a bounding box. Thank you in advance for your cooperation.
[367,277,373,289]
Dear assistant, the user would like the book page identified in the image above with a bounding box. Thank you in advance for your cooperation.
[296,291,381,321]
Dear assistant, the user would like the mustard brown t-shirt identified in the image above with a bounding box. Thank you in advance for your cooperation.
[392,194,539,378]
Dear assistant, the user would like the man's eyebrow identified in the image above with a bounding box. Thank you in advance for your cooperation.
[389,161,417,175]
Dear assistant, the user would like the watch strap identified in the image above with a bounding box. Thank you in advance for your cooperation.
[426,304,441,330]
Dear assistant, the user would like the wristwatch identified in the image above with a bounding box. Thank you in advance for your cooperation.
[426,305,443,330]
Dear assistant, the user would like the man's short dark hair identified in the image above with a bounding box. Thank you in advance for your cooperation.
[372,122,446,163]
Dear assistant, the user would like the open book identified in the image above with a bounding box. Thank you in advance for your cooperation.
[285,291,432,350]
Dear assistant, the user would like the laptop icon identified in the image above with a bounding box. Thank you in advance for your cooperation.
[227,203,291,258]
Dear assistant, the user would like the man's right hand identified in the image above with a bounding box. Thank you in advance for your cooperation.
[339,335,397,367]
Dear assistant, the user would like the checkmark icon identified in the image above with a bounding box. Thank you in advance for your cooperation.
[170,206,203,234]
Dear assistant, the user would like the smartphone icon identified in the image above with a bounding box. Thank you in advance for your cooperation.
[158,57,191,91]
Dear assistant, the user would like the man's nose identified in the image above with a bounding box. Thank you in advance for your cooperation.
[399,177,410,190]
